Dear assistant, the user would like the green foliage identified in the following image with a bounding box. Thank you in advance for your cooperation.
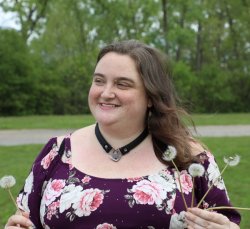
[172,61,198,110]
[0,30,36,115]
[0,0,48,41]
[0,0,249,115]
[194,64,236,112]
[228,69,250,112]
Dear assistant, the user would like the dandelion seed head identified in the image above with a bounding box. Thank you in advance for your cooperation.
[162,145,177,161]
[223,154,240,167]
[169,211,187,229]
[188,163,205,177]
[0,175,16,189]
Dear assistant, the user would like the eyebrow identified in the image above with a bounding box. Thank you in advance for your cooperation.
[93,72,135,84]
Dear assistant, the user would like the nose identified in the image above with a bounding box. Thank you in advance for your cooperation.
[101,85,115,99]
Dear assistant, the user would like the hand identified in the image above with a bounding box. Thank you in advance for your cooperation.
[185,208,239,229]
[5,211,33,229]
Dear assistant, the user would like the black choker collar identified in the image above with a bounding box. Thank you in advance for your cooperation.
[95,123,148,162]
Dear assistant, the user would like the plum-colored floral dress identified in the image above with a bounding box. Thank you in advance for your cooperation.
[17,136,241,229]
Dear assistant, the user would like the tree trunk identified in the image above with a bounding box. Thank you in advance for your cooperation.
[161,0,168,53]
[195,20,203,71]
[176,3,187,61]
[224,1,240,59]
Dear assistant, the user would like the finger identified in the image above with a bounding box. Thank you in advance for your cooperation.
[5,214,33,228]
[188,208,230,225]
[16,210,30,227]
[5,226,26,229]
[21,212,30,219]
[186,209,230,228]
[186,217,225,229]
[186,216,206,229]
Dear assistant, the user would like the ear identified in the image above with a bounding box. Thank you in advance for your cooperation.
[147,98,153,108]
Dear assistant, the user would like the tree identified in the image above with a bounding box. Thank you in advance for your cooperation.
[0,0,249,114]
[0,29,36,115]
[0,0,49,42]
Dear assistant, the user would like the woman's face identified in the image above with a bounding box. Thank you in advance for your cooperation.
[88,52,151,130]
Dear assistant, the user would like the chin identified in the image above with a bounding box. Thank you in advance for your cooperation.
[96,121,117,128]
[94,116,118,126]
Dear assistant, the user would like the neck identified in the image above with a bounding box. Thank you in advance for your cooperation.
[95,123,149,162]
[97,123,146,149]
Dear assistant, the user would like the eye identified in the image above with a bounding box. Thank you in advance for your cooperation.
[93,77,105,85]
[116,81,132,89]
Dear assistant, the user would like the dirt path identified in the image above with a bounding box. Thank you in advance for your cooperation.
[0,125,250,146]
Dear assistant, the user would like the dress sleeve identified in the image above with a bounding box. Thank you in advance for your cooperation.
[17,137,61,229]
[194,151,241,225]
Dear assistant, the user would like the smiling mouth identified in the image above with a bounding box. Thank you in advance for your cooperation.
[99,103,120,108]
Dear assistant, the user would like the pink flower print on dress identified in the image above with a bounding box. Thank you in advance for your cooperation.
[176,170,193,194]
[131,180,166,205]
[59,184,83,213]
[206,150,213,158]
[164,194,176,214]
[41,147,58,169]
[73,188,104,217]
[167,196,175,210]
[161,168,171,176]
[47,201,60,220]
[69,163,74,170]
[43,179,66,206]
[169,211,187,229]
[96,223,117,229]
[16,195,21,207]
[82,175,91,184]
[202,201,209,209]
[61,149,73,168]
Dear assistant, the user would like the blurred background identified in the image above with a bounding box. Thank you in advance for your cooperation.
[0,1,250,227]
[0,0,249,116]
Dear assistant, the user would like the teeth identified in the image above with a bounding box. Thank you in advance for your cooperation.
[101,103,116,107]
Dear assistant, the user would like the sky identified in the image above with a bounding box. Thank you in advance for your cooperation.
[0,8,20,29]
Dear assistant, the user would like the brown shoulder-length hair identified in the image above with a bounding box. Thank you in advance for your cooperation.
[96,40,195,169]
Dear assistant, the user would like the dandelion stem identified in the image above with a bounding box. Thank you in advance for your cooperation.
[197,163,228,208]
[207,206,250,211]
[7,188,20,213]
[191,177,195,208]
[172,160,188,210]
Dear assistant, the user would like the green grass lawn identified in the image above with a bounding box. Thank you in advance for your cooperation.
[0,113,250,129]
[0,144,43,227]
[200,137,250,229]
[0,115,95,129]
[0,137,249,228]
[192,113,250,126]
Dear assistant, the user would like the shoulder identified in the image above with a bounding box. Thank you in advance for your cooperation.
[71,124,95,141]
[54,125,95,144]
[34,131,71,164]
[56,135,65,147]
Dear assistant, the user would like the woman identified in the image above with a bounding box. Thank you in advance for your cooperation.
[5,40,240,228]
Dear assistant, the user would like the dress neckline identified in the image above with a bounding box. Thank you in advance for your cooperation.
[59,135,171,181]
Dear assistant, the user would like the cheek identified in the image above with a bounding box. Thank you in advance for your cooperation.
[88,86,98,109]
[125,93,148,111]
[88,85,99,101]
